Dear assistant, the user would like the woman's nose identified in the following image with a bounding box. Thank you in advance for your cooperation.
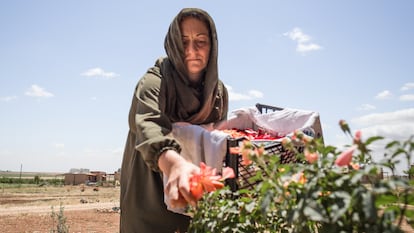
[185,41,198,54]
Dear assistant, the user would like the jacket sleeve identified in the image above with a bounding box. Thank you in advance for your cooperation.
[133,73,181,172]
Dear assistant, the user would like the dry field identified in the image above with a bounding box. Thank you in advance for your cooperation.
[1,184,413,233]
[0,184,120,233]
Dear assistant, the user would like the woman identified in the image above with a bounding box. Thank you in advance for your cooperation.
[120,8,228,233]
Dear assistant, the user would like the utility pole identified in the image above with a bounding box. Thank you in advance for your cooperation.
[19,163,22,187]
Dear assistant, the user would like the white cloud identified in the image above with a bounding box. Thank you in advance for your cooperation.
[226,85,264,101]
[53,143,65,149]
[0,149,12,156]
[25,85,54,98]
[284,27,311,43]
[81,67,119,79]
[229,92,252,101]
[248,90,264,98]
[0,95,18,102]
[351,108,414,175]
[297,43,322,53]
[283,27,322,54]
[357,104,376,111]
[401,82,414,91]
[375,90,392,100]
[352,108,414,140]
[112,147,123,155]
[399,94,414,101]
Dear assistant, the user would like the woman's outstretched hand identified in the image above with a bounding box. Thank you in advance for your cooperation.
[158,150,200,208]
[159,150,235,208]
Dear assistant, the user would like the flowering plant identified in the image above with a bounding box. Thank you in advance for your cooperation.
[188,120,414,233]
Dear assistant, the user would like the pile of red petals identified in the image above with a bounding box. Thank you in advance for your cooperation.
[222,128,281,141]
[189,162,235,200]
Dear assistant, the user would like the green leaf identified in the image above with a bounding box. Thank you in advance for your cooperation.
[260,190,273,214]
[304,204,326,222]
[385,140,400,149]
[362,192,377,223]
[350,171,364,185]
[365,136,384,146]
[245,201,255,213]
[376,194,398,207]
[329,191,351,222]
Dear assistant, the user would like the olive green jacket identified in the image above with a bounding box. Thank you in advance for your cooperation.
[120,58,228,233]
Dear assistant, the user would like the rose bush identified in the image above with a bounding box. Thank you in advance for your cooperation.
[188,120,414,233]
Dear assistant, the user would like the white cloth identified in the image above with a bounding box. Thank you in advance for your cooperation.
[163,122,229,214]
[217,106,322,138]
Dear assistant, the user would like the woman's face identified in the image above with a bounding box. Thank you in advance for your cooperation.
[180,17,211,84]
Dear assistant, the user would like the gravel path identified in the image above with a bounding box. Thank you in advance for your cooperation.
[0,201,119,216]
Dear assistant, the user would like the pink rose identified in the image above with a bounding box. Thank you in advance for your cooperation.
[304,149,319,164]
[335,145,357,167]
[354,130,362,143]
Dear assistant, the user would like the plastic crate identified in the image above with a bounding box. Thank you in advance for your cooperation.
[225,137,303,191]
[223,103,320,191]
[255,103,284,113]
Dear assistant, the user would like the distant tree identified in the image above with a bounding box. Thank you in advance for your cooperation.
[34,175,40,184]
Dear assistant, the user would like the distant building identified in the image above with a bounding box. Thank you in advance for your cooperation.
[90,171,107,183]
[64,170,107,185]
[106,171,120,181]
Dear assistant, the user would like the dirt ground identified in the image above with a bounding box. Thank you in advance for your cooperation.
[0,185,120,233]
[1,184,414,233]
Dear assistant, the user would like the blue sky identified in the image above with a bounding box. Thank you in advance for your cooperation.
[1,1,413,174]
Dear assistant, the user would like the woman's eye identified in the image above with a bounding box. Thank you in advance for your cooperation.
[196,40,207,48]
[182,38,209,50]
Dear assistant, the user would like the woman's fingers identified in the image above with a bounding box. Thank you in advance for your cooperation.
[165,179,179,201]
[179,183,197,207]
[170,193,188,208]
[166,178,196,208]
[163,156,200,207]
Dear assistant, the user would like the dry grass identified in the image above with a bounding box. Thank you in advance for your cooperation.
[0,184,120,233]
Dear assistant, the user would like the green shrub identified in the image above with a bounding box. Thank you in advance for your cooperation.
[188,120,414,233]
[50,203,69,233]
